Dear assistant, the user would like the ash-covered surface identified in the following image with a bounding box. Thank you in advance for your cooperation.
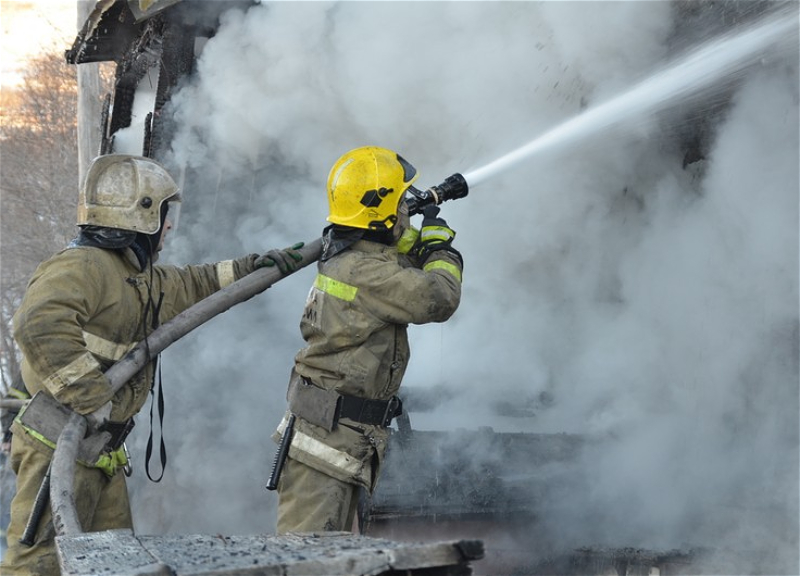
[56,530,169,576]
[56,529,483,576]
[363,427,584,523]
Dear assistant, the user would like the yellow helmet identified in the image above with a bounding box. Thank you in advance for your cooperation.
[77,154,181,234]
[326,146,418,230]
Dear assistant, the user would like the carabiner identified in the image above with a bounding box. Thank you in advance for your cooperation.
[123,442,133,477]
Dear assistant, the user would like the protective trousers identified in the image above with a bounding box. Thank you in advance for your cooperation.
[276,456,360,534]
[0,431,132,576]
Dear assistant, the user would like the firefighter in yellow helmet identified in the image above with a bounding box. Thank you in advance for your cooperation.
[272,146,464,533]
[1,154,303,575]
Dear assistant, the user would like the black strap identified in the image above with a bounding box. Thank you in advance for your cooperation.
[338,395,402,427]
[145,290,167,482]
[145,360,167,482]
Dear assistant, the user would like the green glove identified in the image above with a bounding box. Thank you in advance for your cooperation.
[255,242,304,274]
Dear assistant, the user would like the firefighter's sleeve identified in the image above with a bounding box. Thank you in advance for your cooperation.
[12,253,114,414]
[154,254,261,320]
[359,253,462,325]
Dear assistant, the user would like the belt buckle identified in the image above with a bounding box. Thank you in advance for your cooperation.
[381,396,401,427]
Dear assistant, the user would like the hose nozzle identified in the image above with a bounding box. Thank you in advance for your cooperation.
[406,173,469,216]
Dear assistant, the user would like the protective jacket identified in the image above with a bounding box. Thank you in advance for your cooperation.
[2,244,260,576]
[13,245,258,421]
[279,239,462,490]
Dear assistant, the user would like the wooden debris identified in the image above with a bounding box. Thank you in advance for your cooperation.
[56,530,484,576]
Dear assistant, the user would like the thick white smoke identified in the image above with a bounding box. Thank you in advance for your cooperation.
[124,1,797,571]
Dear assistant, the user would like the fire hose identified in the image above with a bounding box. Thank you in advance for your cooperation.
[10,172,467,540]
[43,240,323,540]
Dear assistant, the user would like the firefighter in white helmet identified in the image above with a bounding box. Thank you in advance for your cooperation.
[1,154,302,575]
[272,146,463,533]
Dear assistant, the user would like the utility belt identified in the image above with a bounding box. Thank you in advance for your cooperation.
[14,392,134,477]
[287,372,403,432]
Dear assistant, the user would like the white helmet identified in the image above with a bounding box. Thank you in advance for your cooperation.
[77,154,180,234]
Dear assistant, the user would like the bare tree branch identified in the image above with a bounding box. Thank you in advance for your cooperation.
[0,50,112,393]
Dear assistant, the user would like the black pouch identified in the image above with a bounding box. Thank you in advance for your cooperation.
[99,418,135,451]
[16,392,110,464]
[286,370,341,432]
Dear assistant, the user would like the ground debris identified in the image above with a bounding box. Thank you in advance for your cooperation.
[56,529,483,576]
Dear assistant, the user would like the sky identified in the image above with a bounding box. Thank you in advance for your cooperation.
[0,1,77,88]
[3,1,799,573]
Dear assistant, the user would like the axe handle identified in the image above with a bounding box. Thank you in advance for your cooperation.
[19,461,52,546]
[266,414,296,491]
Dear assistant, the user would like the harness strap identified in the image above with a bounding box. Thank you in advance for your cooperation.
[145,360,167,482]
[145,289,167,482]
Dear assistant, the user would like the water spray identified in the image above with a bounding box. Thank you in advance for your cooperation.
[461,3,798,188]
[407,4,796,212]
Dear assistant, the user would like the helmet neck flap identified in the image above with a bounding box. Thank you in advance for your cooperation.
[70,201,169,271]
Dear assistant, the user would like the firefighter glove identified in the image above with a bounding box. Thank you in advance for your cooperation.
[415,206,457,260]
[85,401,112,434]
[255,242,304,274]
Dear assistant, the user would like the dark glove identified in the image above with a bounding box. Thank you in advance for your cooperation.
[414,206,457,261]
[85,401,112,435]
[254,242,305,274]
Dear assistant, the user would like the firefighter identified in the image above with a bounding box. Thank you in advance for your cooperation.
[1,154,303,575]
[273,146,463,533]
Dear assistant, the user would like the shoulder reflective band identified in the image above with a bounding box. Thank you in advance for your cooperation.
[314,274,358,302]
[423,260,462,283]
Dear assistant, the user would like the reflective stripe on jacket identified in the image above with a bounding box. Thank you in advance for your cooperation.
[286,239,462,488]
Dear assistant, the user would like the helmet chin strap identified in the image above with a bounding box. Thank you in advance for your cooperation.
[131,201,169,269]
[361,227,395,245]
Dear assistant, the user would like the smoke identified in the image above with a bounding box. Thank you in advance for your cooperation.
[124,1,797,572]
